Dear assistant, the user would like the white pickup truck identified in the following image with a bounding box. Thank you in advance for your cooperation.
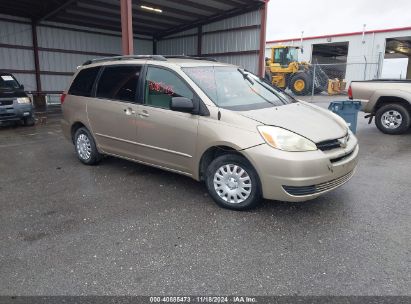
[349,80,411,134]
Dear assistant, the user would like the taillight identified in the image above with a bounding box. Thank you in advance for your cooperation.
[60,93,67,104]
[348,85,353,99]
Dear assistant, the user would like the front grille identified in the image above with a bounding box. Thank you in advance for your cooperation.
[0,113,16,118]
[283,170,354,196]
[316,139,341,151]
[330,150,354,163]
[0,100,13,106]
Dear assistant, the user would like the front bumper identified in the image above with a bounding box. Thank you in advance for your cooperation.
[0,103,33,122]
[243,136,359,202]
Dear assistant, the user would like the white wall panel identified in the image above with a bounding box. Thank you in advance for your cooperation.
[37,25,153,55]
[212,54,260,74]
[40,75,73,92]
[38,52,105,72]
[37,26,122,54]
[12,74,37,91]
[134,38,153,55]
[203,11,261,32]
[164,28,197,39]
[0,20,32,46]
[0,48,34,70]
[200,10,261,74]
[35,24,153,91]
[156,10,262,73]
[158,36,198,55]
[202,29,260,54]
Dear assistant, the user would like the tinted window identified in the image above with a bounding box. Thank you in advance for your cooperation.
[68,67,100,97]
[144,67,193,109]
[96,65,141,102]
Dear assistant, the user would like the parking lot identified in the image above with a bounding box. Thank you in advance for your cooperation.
[0,102,410,296]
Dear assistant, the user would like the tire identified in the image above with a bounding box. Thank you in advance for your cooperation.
[289,73,312,96]
[74,127,102,165]
[23,116,35,126]
[375,103,411,135]
[205,154,262,211]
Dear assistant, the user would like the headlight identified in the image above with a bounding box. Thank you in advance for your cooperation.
[257,126,317,152]
[17,97,31,104]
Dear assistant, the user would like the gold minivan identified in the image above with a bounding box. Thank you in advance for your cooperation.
[61,55,359,210]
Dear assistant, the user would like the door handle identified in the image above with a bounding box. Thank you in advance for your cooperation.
[138,110,150,118]
[124,108,136,115]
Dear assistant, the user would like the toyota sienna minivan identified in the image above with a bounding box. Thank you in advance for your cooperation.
[61,55,359,210]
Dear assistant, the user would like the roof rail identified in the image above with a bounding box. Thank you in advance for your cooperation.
[82,55,167,66]
[164,55,218,62]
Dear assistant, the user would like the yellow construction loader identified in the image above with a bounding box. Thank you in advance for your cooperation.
[265,45,329,95]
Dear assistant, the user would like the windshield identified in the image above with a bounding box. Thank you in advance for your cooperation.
[286,48,298,63]
[183,67,296,111]
[0,75,20,90]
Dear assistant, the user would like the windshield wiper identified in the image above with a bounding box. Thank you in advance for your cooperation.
[238,68,254,85]
[259,77,297,104]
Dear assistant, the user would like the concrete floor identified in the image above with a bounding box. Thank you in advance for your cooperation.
[0,105,410,296]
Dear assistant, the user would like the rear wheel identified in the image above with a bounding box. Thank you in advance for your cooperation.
[74,127,102,165]
[289,73,312,95]
[205,154,262,211]
[375,103,410,135]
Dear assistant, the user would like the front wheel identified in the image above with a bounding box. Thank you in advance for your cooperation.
[205,154,262,211]
[74,127,102,165]
[289,73,312,96]
[375,103,411,135]
[23,116,35,126]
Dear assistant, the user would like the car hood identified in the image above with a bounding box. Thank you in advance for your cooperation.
[239,102,348,143]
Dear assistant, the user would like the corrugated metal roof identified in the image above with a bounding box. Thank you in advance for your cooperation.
[0,0,264,37]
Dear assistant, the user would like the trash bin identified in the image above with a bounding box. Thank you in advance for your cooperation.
[328,100,362,134]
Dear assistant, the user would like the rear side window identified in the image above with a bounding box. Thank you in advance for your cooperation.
[96,65,141,102]
[68,67,100,97]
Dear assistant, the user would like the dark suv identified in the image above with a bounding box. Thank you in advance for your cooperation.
[0,73,34,126]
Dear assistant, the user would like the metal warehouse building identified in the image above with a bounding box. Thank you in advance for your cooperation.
[266,27,411,84]
[0,0,268,105]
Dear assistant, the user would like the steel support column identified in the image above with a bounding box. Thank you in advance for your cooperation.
[197,25,202,56]
[258,0,268,77]
[31,20,41,94]
[120,0,134,55]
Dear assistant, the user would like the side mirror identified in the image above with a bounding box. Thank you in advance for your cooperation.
[170,97,194,113]
[19,84,24,90]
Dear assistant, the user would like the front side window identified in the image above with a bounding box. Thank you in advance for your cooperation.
[183,67,295,111]
[144,67,193,109]
[68,67,100,97]
[274,48,285,65]
[286,48,298,63]
[96,65,141,102]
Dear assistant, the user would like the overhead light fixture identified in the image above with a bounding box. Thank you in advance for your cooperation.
[388,50,395,54]
[141,5,162,13]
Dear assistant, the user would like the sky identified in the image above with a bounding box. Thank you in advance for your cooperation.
[266,0,411,41]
